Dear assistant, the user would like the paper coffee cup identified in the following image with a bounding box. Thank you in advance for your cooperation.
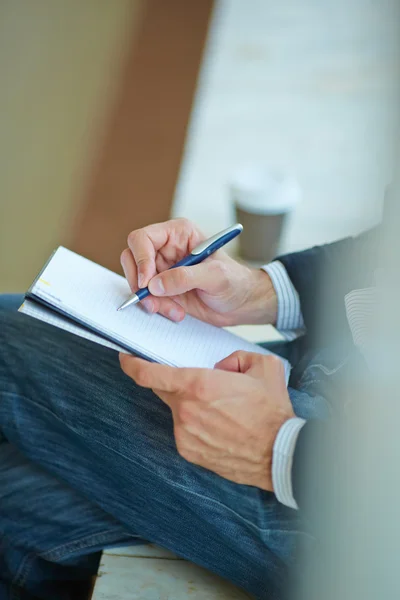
[230,165,301,262]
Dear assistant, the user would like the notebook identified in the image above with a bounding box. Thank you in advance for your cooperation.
[20,247,291,382]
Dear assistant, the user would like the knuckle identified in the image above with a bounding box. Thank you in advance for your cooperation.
[264,354,283,371]
[254,351,267,363]
[267,353,281,366]
[175,217,191,229]
[127,230,139,247]
[136,256,148,267]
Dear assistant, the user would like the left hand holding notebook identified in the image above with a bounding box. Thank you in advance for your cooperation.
[120,347,294,491]
[120,218,278,327]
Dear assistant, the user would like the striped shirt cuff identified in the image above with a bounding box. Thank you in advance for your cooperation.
[262,261,305,336]
[272,417,306,509]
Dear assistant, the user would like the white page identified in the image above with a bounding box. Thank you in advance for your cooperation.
[28,247,291,381]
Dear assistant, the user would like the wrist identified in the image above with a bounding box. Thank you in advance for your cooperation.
[239,268,278,326]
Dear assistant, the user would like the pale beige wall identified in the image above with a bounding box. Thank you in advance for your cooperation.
[0,0,142,292]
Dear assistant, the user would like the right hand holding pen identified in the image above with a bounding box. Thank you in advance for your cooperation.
[121,218,277,326]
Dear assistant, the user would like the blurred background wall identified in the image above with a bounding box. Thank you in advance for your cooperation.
[70,0,214,270]
[0,0,139,291]
[1,0,399,292]
[174,0,400,248]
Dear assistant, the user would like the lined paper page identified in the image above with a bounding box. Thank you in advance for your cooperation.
[29,247,291,380]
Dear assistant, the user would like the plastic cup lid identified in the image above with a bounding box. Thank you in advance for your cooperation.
[230,165,302,215]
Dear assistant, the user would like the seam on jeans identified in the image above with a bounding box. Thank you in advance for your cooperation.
[300,379,325,389]
[13,528,139,591]
[3,392,311,538]
[297,356,350,386]
[309,360,348,375]
[41,531,141,562]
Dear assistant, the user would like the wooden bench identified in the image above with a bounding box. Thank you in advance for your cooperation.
[91,544,250,599]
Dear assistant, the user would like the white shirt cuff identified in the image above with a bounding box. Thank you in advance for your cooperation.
[272,417,306,510]
[262,261,305,338]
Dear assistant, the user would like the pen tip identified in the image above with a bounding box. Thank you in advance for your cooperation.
[117,293,139,312]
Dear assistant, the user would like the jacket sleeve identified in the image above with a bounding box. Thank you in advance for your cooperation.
[292,420,332,520]
[276,227,379,344]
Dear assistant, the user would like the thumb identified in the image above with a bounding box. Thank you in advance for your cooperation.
[148,261,226,297]
[215,351,284,381]
[215,351,266,375]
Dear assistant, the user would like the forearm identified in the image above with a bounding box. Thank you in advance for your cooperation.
[235,266,278,325]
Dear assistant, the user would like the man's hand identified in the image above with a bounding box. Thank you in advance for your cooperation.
[120,218,277,326]
[120,350,294,491]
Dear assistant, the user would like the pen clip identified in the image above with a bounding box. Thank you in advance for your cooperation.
[191,224,243,256]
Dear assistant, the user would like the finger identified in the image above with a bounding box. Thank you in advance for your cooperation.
[127,229,158,288]
[120,248,139,292]
[127,220,204,288]
[137,295,185,321]
[141,297,157,313]
[155,251,173,274]
[159,218,205,260]
[148,261,226,298]
[119,355,203,394]
[153,297,186,322]
[119,355,182,392]
[118,254,177,319]
[240,352,285,381]
[215,351,266,375]
[119,355,216,400]
[252,353,285,381]
[214,351,254,373]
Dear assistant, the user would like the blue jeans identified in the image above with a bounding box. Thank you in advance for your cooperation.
[0,295,328,600]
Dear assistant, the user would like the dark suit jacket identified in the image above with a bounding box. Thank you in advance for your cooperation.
[276,227,379,515]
